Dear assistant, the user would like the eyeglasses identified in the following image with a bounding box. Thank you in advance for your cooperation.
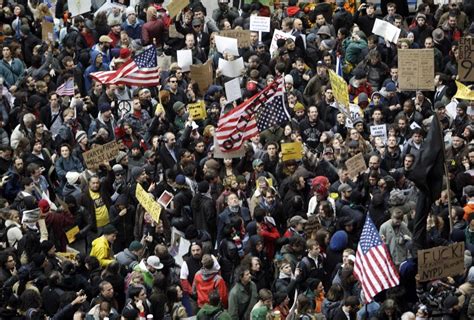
[169,80,177,83]
[193,25,201,28]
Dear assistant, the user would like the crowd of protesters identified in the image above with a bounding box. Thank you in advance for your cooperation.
[0,0,473,319]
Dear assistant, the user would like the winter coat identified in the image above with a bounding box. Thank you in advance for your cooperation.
[193,269,228,308]
[84,50,110,92]
[55,156,84,184]
[116,249,140,270]
[197,304,231,320]
[228,281,258,320]
[0,58,25,87]
[379,220,412,266]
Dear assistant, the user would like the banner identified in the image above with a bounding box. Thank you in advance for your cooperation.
[418,242,464,282]
[459,38,474,82]
[135,183,162,223]
[329,69,350,108]
[398,49,434,91]
[82,141,120,169]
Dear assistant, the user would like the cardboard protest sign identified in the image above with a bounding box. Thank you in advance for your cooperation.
[82,141,120,169]
[270,30,295,56]
[42,21,54,42]
[281,142,303,162]
[166,0,189,19]
[213,139,246,158]
[187,101,207,120]
[459,38,474,82]
[454,81,474,100]
[136,183,162,223]
[418,242,465,282]
[329,70,350,108]
[370,124,387,142]
[398,49,434,91]
[220,30,252,48]
[158,54,172,72]
[57,252,78,261]
[168,24,184,39]
[190,60,213,92]
[345,153,367,178]
[68,0,91,17]
[250,15,271,32]
[372,18,401,43]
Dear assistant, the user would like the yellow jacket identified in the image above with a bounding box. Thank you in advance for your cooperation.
[90,236,114,267]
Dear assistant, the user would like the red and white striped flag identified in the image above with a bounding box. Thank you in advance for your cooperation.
[56,79,74,96]
[354,216,400,302]
[215,78,284,152]
[91,46,160,87]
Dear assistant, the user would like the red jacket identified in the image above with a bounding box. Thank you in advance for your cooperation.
[141,18,165,46]
[192,270,228,308]
[259,223,280,260]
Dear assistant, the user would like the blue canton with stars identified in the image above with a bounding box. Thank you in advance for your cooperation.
[134,47,157,68]
[256,94,289,132]
[359,216,383,254]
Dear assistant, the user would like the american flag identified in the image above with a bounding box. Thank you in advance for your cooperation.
[354,216,400,302]
[255,78,290,132]
[56,79,74,96]
[91,46,160,87]
[216,78,289,152]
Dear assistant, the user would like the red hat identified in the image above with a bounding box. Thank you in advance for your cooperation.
[311,176,330,196]
[119,48,131,59]
[246,81,257,93]
[38,199,50,212]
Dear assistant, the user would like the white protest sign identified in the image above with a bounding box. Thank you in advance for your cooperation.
[250,15,271,32]
[270,29,295,56]
[218,57,244,78]
[177,49,193,72]
[370,124,387,142]
[372,18,401,43]
[215,35,239,56]
[68,0,92,16]
[224,78,242,102]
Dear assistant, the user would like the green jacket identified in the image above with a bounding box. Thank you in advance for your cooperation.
[196,304,231,320]
[228,281,258,320]
[343,39,368,65]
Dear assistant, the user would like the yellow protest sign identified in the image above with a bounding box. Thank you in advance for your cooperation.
[187,101,207,120]
[56,252,77,261]
[454,81,474,100]
[136,183,162,223]
[329,69,349,108]
[281,142,303,162]
[66,225,80,244]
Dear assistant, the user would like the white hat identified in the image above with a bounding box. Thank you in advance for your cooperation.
[146,256,163,270]
[125,7,136,17]
[66,171,81,185]
[284,74,293,84]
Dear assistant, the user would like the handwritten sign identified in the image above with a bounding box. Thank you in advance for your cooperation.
[190,60,213,92]
[398,49,434,91]
[220,30,251,49]
[57,252,77,261]
[370,124,387,142]
[66,226,80,244]
[250,15,271,32]
[418,242,465,282]
[454,81,474,100]
[459,38,474,82]
[187,101,207,120]
[345,153,367,179]
[42,21,54,42]
[67,0,91,17]
[329,69,350,108]
[281,142,303,162]
[136,183,162,223]
[82,141,120,169]
[166,0,189,19]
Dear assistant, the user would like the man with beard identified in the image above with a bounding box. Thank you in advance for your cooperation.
[88,104,117,143]
[180,241,204,296]
[216,193,251,246]
[380,207,412,267]
[128,142,145,169]
[79,175,113,252]
[3,156,26,202]
[91,35,112,65]
[123,98,151,137]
